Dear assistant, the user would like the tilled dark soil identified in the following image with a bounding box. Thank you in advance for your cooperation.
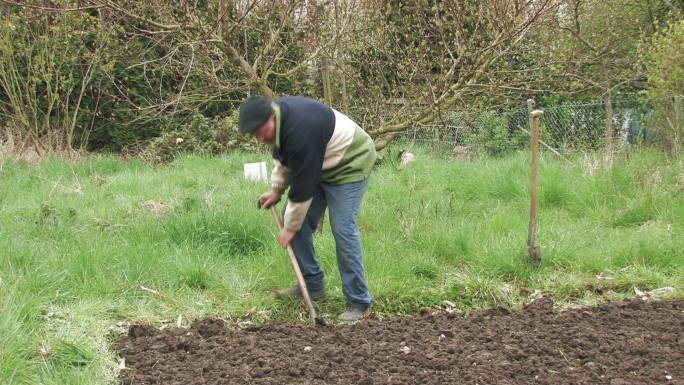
[116,298,684,385]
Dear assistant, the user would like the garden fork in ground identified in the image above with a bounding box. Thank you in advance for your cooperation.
[527,110,544,267]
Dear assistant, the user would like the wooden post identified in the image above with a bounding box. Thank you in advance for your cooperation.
[674,95,683,149]
[604,91,614,152]
[527,99,535,131]
[527,110,544,267]
[432,126,441,155]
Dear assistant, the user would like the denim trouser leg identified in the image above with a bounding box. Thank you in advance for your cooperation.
[323,179,371,307]
[286,185,327,292]
[286,178,371,305]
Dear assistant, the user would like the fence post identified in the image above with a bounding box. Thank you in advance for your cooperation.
[527,110,544,268]
[604,91,614,152]
[432,126,441,155]
[674,95,683,148]
[527,99,535,132]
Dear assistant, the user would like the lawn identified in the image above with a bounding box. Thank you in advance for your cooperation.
[1,147,682,384]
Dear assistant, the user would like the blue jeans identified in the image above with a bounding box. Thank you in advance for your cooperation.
[285,178,371,307]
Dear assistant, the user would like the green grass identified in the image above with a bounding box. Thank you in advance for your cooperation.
[1,148,683,383]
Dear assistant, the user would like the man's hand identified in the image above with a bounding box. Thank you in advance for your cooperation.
[258,190,282,209]
[277,227,296,248]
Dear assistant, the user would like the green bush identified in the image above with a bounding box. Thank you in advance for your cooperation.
[140,113,258,164]
[465,112,526,156]
[0,13,104,153]
[644,20,684,153]
[647,20,684,99]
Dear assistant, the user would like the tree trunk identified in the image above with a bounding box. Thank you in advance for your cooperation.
[321,57,333,106]
[333,0,348,112]
[374,132,402,151]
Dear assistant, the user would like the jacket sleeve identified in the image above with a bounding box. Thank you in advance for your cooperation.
[282,141,324,231]
[270,159,289,192]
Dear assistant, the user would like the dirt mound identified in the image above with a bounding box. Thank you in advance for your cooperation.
[191,318,227,339]
[116,298,684,384]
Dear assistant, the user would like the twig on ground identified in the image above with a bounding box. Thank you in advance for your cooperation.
[139,285,172,299]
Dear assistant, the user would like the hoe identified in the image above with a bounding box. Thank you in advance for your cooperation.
[270,206,327,326]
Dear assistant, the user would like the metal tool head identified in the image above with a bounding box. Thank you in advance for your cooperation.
[314,316,327,326]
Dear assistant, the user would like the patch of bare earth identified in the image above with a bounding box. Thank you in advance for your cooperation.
[116,298,684,385]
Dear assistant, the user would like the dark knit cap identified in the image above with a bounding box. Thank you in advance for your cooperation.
[238,95,273,134]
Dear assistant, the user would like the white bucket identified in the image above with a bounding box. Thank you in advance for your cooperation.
[243,161,268,182]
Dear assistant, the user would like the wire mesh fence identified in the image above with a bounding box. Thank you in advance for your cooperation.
[397,96,683,157]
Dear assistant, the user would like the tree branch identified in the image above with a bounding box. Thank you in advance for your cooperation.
[0,0,104,12]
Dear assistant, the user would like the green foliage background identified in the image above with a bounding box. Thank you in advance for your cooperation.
[0,0,682,156]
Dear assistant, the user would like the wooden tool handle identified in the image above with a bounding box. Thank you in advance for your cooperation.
[528,110,543,247]
[270,206,319,322]
[527,110,544,266]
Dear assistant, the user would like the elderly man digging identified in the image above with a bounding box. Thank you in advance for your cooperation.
[238,95,377,322]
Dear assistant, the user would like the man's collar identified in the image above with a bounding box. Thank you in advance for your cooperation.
[272,102,281,148]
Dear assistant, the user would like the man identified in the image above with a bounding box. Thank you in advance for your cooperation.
[238,95,376,322]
